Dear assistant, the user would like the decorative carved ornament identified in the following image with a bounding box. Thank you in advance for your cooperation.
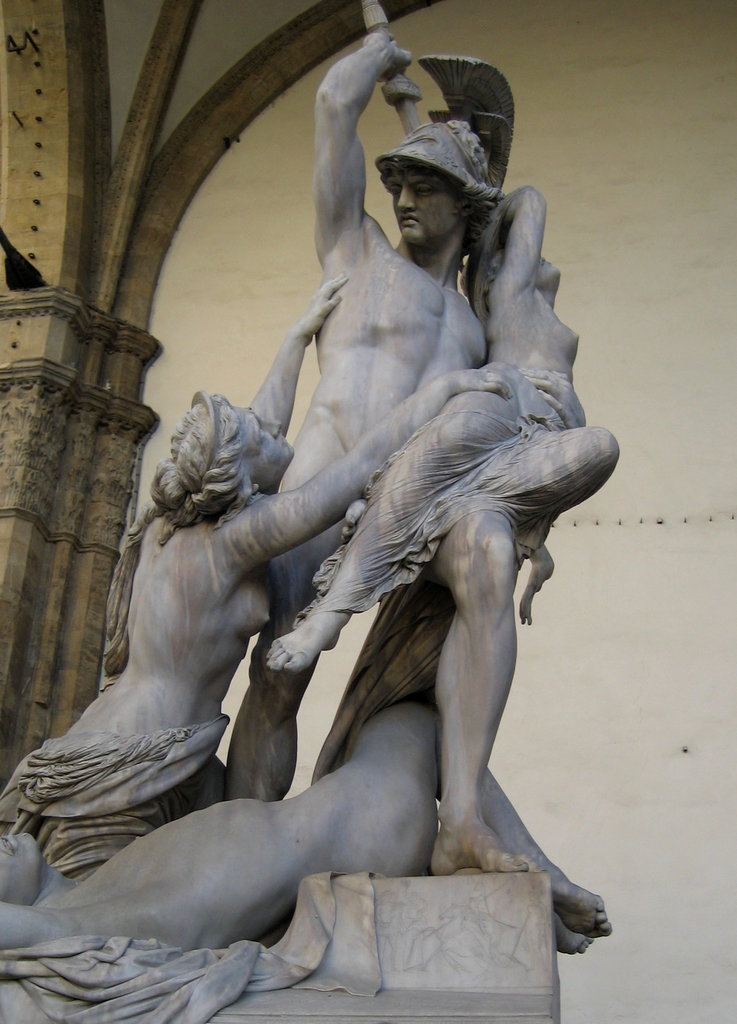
[0,288,160,548]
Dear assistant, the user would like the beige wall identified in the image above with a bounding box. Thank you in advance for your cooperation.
[140,1,737,1020]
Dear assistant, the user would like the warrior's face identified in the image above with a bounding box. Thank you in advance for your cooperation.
[384,164,466,250]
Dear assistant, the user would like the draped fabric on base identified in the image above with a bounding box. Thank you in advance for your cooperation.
[0,873,381,1024]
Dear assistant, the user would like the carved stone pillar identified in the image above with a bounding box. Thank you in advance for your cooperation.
[0,289,159,786]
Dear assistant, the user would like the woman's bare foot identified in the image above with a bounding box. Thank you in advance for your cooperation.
[554,913,593,955]
[430,821,531,876]
[266,611,348,673]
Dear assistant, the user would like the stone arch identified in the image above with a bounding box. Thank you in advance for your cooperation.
[114,0,445,327]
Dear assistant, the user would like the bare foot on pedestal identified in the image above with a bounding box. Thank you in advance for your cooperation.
[533,862,612,939]
[554,913,593,955]
[550,876,612,939]
[430,821,531,876]
[510,839,612,939]
[266,611,347,673]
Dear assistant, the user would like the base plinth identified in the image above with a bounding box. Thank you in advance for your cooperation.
[213,872,560,1023]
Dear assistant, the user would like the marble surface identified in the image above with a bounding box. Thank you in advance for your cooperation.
[214,872,560,1023]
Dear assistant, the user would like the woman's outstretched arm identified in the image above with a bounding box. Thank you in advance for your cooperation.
[250,276,347,432]
[227,367,513,567]
[0,901,73,949]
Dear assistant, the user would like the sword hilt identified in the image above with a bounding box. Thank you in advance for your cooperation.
[361,2,421,135]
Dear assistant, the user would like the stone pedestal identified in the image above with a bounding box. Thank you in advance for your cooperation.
[213,873,560,1023]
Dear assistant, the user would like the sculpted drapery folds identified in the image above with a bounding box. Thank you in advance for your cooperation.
[228,16,617,882]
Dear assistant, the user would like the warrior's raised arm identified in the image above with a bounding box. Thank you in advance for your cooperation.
[313,29,410,265]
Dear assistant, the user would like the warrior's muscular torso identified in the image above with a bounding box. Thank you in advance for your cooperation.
[282,216,486,490]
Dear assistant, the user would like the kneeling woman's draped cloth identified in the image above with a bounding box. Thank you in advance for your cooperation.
[0,873,382,1024]
[0,717,227,878]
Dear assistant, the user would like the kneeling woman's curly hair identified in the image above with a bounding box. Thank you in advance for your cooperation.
[103,393,258,679]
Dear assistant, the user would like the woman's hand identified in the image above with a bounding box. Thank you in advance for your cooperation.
[250,276,348,437]
[525,369,586,428]
[341,499,367,543]
[519,545,555,625]
[294,275,348,342]
[451,366,513,400]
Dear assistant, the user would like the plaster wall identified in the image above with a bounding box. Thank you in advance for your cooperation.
[140,1,737,1020]
[105,0,315,156]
